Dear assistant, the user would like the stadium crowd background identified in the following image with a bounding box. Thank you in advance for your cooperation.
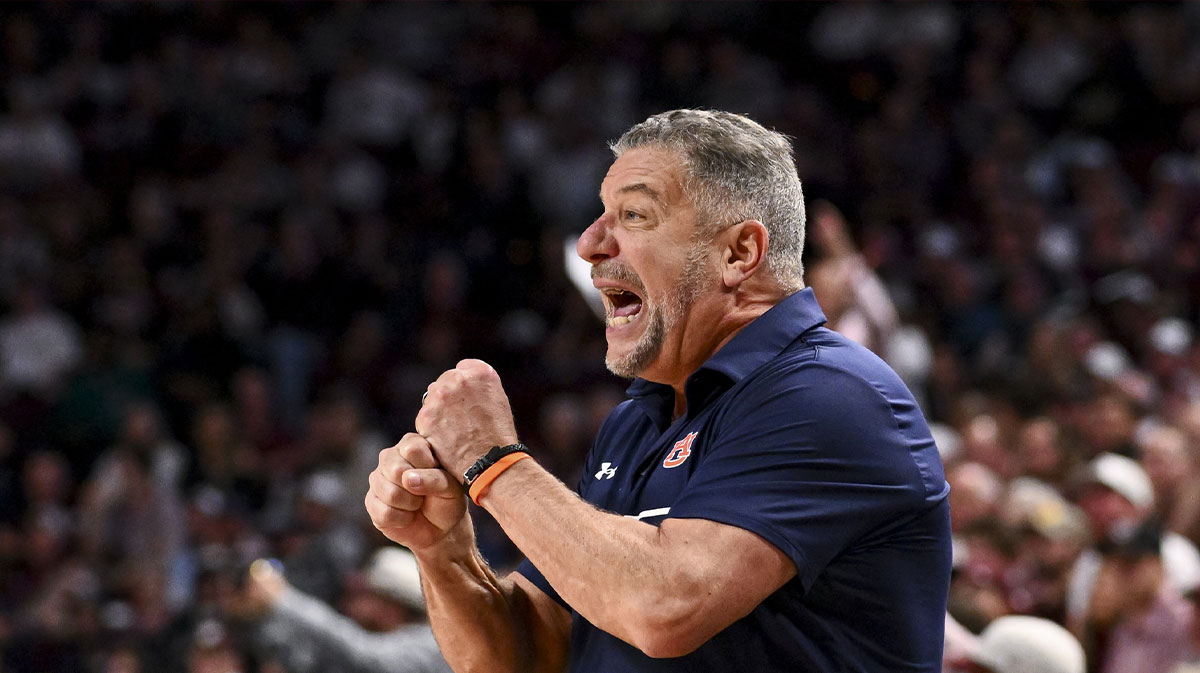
[1,3,1199,672]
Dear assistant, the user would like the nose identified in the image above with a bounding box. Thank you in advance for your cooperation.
[577,213,617,264]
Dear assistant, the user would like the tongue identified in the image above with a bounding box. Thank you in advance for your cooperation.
[614,300,642,318]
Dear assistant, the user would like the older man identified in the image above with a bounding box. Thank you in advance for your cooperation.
[366,109,951,672]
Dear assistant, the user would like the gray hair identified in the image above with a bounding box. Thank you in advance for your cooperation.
[610,109,806,291]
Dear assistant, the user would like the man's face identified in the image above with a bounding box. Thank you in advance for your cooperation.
[1077,484,1141,539]
[578,147,715,381]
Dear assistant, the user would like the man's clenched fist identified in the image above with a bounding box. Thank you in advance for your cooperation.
[365,433,466,551]
[415,359,520,479]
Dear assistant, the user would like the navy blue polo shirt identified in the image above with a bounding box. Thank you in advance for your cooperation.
[517,288,951,672]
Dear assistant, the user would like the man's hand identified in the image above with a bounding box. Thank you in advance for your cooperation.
[416,359,520,480]
[243,559,287,616]
[811,200,857,260]
[366,433,467,550]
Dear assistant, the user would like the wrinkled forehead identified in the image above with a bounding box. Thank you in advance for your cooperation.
[599,146,689,206]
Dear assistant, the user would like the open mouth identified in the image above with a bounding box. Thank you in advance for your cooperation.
[601,288,644,327]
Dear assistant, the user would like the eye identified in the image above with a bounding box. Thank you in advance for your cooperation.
[622,209,643,221]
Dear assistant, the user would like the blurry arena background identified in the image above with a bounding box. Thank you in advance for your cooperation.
[1,3,1199,672]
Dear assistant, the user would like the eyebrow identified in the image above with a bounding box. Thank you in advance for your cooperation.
[604,182,664,206]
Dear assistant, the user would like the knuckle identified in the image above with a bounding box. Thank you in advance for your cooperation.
[379,477,406,504]
[383,460,408,483]
[399,442,429,464]
[365,495,385,522]
[379,446,399,467]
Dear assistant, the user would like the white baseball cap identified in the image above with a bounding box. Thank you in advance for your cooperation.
[1083,453,1154,510]
[970,615,1085,673]
[365,547,425,613]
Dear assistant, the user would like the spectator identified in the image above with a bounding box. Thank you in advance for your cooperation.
[237,549,451,673]
[1084,519,1193,673]
[806,200,899,355]
[1066,453,1200,636]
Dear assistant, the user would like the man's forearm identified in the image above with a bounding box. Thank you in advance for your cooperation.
[478,459,711,656]
[416,517,566,673]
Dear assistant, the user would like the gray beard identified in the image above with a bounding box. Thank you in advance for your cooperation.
[606,302,669,379]
[605,244,709,379]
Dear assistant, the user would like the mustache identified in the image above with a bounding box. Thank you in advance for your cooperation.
[591,260,646,295]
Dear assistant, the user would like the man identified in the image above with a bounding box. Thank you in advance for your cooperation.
[239,549,452,673]
[1066,452,1200,634]
[1083,519,1192,673]
[366,109,951,672]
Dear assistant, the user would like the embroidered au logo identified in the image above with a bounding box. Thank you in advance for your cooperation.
[663,431,697,468]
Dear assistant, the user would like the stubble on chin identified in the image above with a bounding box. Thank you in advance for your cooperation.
[604,244,710,380]
[605,309,666,379]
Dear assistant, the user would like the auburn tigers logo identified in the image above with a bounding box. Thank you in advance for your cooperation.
[663,431,697,468]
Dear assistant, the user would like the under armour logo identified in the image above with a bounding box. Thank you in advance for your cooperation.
[594,462,617,480]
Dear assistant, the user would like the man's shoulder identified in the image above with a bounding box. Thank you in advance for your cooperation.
[740,326,914,405]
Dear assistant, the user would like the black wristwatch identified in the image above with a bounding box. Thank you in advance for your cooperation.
[461,443,529,493]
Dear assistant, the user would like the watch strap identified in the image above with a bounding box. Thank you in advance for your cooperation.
[462,443,529,493]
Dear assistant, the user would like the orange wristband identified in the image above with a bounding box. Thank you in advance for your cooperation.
[468,452,531,505]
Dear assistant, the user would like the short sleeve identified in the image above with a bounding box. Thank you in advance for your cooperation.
[667,360,941,591]
[515,557,568,610]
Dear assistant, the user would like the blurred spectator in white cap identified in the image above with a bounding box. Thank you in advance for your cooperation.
[953,614,1084,673]
[1083,519,1193,673]
[237,547,450,673]
[1004,478,1090,621]
[1067,453,1200,635]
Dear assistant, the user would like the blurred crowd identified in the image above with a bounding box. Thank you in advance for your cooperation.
[1,3,1199,672]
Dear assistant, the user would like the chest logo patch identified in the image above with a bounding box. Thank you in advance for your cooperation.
[663,431,697,469]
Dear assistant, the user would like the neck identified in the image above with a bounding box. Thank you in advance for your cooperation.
[660,287,786,419]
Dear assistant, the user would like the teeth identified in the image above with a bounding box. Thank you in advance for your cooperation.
[606,313,640,327]
[600,288,636,297]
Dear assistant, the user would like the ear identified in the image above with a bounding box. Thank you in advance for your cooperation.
[718,220,768,289]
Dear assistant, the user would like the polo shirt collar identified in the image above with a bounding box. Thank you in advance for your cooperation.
[695,287,827,382]
[625,288,827,419]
